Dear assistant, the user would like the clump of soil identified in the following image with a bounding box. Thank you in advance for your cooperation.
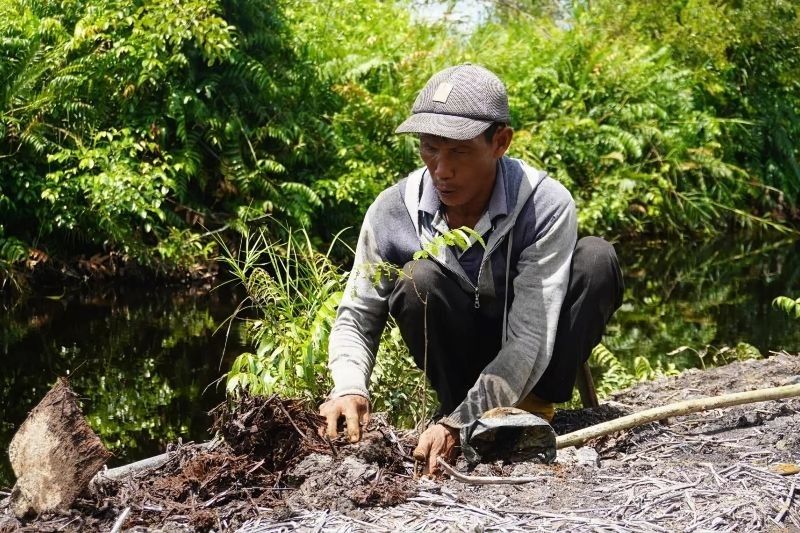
[284,421,416,515]
[0,395,417,531]
[209,395,415,514]
[209,394,330,471]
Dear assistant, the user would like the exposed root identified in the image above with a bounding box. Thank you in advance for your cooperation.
[210,394,330,470]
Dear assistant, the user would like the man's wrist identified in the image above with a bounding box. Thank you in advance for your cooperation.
[328,387,370,400]
[436,421,461,443]
[438,416,463,431]
[328,358,371,400]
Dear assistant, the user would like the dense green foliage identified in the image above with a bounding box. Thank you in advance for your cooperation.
[1,0,798,280]
[588,0,800,212]
[1,0,328,274]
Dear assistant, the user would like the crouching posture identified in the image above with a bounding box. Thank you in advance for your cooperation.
[320,64,623,475]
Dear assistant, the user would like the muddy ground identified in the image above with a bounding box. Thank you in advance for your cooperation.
[1,352,799,532]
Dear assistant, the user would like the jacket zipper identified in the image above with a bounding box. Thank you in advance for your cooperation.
[474,262,483,308]
[428,235,507,310]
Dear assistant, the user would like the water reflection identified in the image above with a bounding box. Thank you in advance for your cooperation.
[607,237,800,369]
[0,287,244,487]
[0,237,798,488]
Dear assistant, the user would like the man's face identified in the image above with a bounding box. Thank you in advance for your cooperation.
[418,127,512,211]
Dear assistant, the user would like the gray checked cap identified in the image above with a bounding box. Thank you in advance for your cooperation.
[395,64,510,140]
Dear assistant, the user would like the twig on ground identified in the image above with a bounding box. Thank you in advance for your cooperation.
[436,458,547,485]
[109,507,130,533]
[275,400,308,441]
[385,425,409,459]
[324,435,338,458]
[775,480,797,523]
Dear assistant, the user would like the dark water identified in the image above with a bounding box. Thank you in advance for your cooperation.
[607,237,800,368]
[0,286,245,487]
[1,237,799,487]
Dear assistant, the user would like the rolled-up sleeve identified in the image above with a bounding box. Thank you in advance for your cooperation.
[327,203,394,399]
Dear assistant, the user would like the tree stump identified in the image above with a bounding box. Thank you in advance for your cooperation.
[8,378,112,518]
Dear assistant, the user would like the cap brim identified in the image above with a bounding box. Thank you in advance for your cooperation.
[395,113,492,141]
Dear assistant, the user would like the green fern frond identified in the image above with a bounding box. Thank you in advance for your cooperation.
[773,296,800,319]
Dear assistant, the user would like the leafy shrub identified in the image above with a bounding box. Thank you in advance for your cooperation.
[468,14,771,236]
[1,0,329,271]
[220,226,345,401]
[587,0,800,211]
[219,225,438,427]
[588,343,680,399]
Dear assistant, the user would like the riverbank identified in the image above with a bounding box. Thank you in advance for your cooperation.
[1,251,219,299]
[2,352,798,532]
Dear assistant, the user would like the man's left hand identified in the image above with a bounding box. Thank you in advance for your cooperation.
[413,423,459,476]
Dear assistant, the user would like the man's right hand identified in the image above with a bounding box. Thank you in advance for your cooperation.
[319,394,370,443]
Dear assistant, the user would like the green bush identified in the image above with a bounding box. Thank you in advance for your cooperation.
[1,0,329,270]
[2,0,797,276]
[220,226,345,401]
[587,0,800,210]
[467,13,780,236]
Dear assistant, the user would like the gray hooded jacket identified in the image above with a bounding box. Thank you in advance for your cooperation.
[328,156,577,428]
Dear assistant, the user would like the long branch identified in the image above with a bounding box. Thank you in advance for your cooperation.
[556,383,800,449]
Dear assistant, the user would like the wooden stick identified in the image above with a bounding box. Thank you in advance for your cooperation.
[576,361,599,408]
[91,439,218,486]
[556,383,800,449]
[110,506,130,533]
[275,400,308,441]
[775,480,796,523]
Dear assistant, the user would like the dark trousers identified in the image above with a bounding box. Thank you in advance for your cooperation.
[388,237,624,414]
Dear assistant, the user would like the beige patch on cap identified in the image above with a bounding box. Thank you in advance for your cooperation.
[432,82,454,103]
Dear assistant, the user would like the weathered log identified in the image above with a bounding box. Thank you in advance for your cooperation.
[8,378,112,518]
[556,383,800,449]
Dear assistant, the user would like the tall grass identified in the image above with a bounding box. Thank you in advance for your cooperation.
[217,225,346,401]
[217,225,438,427]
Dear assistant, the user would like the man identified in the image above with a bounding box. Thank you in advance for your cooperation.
[320,64,623,475]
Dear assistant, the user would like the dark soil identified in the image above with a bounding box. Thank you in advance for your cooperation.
[2,354,799,531]
[0,395,416,531]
